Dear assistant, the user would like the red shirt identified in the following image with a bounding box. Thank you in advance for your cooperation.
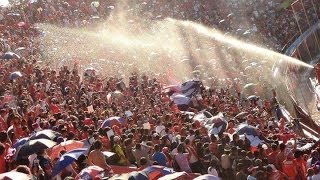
[0,117,7,132]
[83,118,93,126]
[282,159,297,179]
[0,150,6,173]
[268,151,279,165]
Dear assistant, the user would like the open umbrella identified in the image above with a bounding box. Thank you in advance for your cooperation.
[0,171,31,180]
[2,51,20,59]
[247,95,259,101]
[52,148,87,177]
[14,47,28,56]
[30,129,61,141]
[242,83,256,95]
[158,172,194,180]
[101,117,125,128]
[6,13,21,17]
[107,91,125,103]
[128,171,148,180]
[76,166,106,180]
[194,174,220,180]
[236,124,259,136]
[15,139,56,158]
[50,140,84,160]
[84,67,96,77]
[12,137,29,149]
[235,112,249,119]
[142,166,174,180]
[9,71,23,80]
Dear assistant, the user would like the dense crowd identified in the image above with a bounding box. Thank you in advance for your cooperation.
[1,0,320,180]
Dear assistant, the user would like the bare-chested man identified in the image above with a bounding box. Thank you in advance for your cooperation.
[88,141,111,171]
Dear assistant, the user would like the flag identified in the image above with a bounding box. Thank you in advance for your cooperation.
[290,95,320,133]
[180,80,202,97]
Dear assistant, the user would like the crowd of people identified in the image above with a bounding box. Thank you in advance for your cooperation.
[1,0,320,180]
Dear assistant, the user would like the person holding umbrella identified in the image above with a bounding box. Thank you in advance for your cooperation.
[36,149,53,180]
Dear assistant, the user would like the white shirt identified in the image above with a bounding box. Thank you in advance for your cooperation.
[312,173,320,180]
[208,166,219,176]
[155,125,166,136]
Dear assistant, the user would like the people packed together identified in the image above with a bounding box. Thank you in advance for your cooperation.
[1,0,320,180]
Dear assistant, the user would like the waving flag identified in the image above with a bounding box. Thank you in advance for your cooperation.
[167,80,202,110]
[180,80,202,97]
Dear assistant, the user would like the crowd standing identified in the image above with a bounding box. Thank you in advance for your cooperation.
[1,0,320,180]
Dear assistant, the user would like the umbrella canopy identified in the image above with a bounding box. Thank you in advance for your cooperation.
[128,171,148,180]
[0,171,31,180]
[12,137,30,149]
[6,13,21,17]
[247,95,259,101]
[2,51,20,59]
[194,174,220,180]
[236,124,259,136]
[158,172,194,180]
[16,139,56,158]
[84,67,96,77]
[9,71,23,80]
[235,112,249,119]
[30,129,61,141]
[52,148,87,177]
[101,117,125,128]
[50,140,84,160]
[76,166,106,180]
[142,166,173,180]
[14,47,28,56]
[242,83,256,95]
[107,91,125,103]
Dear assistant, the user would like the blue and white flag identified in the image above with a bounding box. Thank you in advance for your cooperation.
[180,80,202,97]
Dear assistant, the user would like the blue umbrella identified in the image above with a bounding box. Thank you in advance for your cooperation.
[236,124,259,136]
[16,139,56,158]
[30,129,62,141]
[12,137,29,149]
[2,52,20,59]
[101,117,125,128]
[142,165,173,178]
[9,71,23,80]
[52,148,88,177]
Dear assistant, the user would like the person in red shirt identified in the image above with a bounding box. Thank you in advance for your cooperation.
[282,151,298,180]
[267,144,279,165]
[0,109,7,132]
[266,165,288,180]
[294,150,307,180]
[0,143,6,173]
